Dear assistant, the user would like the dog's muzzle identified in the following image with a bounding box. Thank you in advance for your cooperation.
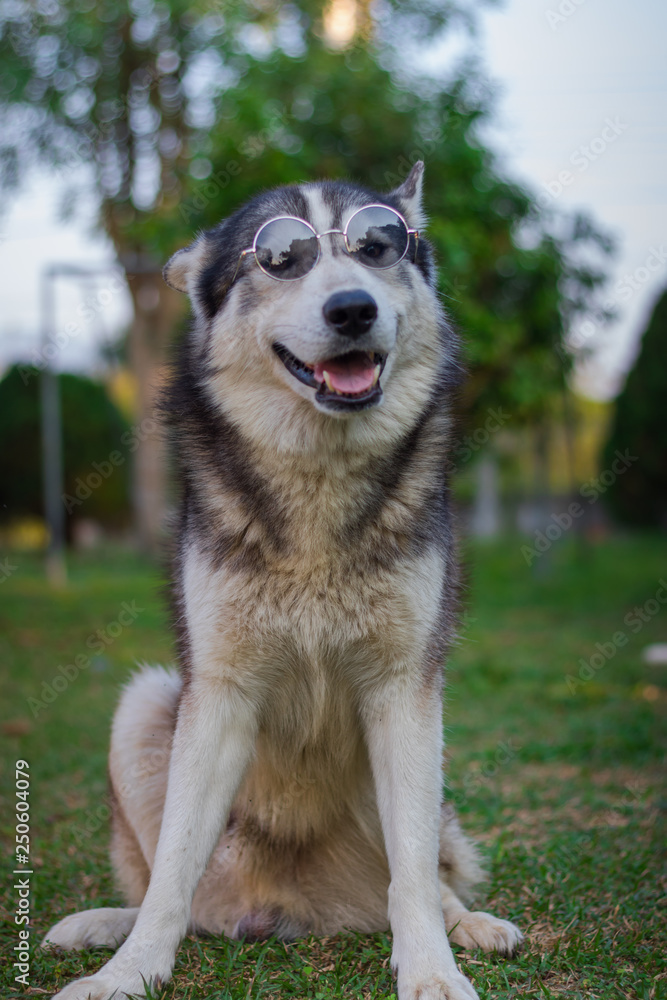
[273,288,387,412]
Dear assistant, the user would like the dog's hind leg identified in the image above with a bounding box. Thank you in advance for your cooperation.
[107,664,181,901]
[110,790,151,906]
[42,666,180,956]
[438,803,523,956]
[438,802,485,903]
[42,908,139,951]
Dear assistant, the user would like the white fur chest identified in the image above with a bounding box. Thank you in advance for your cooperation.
[181,538,444,694]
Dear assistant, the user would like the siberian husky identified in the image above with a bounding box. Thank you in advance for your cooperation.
[43,162,522,1000]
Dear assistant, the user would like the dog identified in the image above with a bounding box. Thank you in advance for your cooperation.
[42,162,522,1000]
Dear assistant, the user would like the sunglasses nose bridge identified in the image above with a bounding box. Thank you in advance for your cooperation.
[316,228,345,248]
[312,229,348,265]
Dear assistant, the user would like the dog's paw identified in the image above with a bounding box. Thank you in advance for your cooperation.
[48,942,171,1000]
[399,970,479,1000]
[42,908,138,952]
[50,972,143,1000]
[447,910,523,956]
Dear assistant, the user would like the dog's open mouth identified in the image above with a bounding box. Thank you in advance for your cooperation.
[273,344,386,411]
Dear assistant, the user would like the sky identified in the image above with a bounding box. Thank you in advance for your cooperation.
[477,0,667,398]
[0,175,133,379]
[0,0,665,399]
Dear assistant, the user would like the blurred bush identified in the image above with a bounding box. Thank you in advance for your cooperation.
[0,365,132,536]
[602,288,667,528]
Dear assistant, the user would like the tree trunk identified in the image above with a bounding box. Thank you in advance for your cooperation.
[125,264,185,554]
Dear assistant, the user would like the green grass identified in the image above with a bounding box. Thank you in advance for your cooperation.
[1,535,665,999]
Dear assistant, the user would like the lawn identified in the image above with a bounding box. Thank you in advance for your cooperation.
[1,535,665,999]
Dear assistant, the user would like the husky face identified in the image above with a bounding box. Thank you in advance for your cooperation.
[164,163,454,455]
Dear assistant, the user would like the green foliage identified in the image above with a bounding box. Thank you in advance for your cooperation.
[0,365,131,529]
[0,0,612,428]
[172,47,604,426]
[602,288,667,528]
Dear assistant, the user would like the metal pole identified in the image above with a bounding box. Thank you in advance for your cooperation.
[40,269,67,586]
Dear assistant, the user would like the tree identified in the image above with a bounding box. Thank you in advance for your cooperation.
[602,288,667,529]
[0,0,612,528]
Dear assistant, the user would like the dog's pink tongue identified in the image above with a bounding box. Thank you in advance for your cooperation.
[314,354,376,394]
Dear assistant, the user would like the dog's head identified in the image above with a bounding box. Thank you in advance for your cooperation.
[164,163,455,454]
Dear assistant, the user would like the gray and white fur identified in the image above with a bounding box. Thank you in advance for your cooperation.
[43,163,522,1000]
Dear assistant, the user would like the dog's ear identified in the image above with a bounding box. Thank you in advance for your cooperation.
[163,235,209,297]
[389,160,425,229]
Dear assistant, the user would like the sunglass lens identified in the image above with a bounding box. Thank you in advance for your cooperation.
[254,218,319,280]
[345,207,409,269]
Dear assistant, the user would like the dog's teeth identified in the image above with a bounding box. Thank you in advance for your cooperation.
[323,370,336,393]
[372,364,381,387]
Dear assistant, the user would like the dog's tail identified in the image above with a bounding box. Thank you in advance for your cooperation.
[438,802,486,905]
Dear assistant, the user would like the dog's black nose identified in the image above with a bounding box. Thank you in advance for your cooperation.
[323,290,378,338]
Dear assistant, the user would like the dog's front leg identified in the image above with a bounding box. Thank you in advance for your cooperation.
[51,679,257,1000]
[362,676,479,1000]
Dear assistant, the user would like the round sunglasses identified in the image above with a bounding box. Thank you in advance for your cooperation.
[232,204,419,284]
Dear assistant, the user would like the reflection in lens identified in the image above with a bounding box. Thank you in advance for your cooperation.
[345,206,409,269]
[254,218,319,279]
